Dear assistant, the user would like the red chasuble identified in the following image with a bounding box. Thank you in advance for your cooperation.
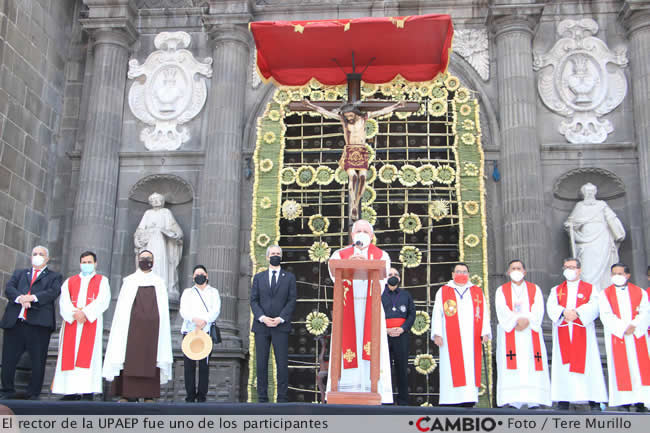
[61,274,102,371]
[603,284,650,391]
[338,244,383,369]
[502,281,543,371]
[441,285,484,387]
[556,280,591,374]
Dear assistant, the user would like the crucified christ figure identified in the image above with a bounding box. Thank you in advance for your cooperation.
[302,99,406,220]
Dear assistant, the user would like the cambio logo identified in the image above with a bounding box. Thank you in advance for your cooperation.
[409,416,499,432]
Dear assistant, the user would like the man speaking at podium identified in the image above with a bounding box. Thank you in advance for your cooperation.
[326,219,393,403]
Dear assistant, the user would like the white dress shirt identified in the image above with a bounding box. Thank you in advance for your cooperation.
[179,285,221,334]
[15,266,45,319]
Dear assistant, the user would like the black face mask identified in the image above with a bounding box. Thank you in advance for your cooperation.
[387,276,400,287]
[269,256,282,267]
[194,274,207,285]
[139,259,153,271]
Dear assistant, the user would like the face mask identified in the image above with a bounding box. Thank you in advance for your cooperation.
[453,274,469,285]
[32,255,45,268]
[139,259,153,271]
[611,274,627,287]
[387,276,400,287]
[269,255,282,267]
[509,270,524,283]
[80,263,95,275]
[194,274,207,285]
[353,232,371,248]
[563,268,577,281]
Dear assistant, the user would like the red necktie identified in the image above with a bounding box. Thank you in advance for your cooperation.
[22,269,39,319]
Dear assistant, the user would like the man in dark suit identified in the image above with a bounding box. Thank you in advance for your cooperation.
[250,245,296,403]
[1,246,62,399]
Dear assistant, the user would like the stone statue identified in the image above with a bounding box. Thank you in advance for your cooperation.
[564,183,625,290]
[134,192,184,301]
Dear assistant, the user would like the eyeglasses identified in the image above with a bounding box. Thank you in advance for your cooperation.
[454,270,469,275]
[563,266,578,270]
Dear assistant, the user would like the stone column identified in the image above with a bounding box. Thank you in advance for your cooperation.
[198,25,250,330]
[67,25,135,275]
[621,1,650,263]
[489,5,547,286]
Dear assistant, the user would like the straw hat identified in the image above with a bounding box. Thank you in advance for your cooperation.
[182,329,213,360]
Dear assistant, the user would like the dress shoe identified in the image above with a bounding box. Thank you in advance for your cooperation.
[27,395,40,400]
[185,396,196,403]
[60,394,81,401]
[196,396,206,403]
[81,393,94,401]
[635,403,648,413]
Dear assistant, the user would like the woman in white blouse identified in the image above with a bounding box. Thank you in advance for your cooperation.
[179,265,221,402]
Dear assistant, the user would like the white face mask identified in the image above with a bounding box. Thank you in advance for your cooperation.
[32,255,45,268]
[509,270,524,283]
[353,232,371,248]
[611,274,627,287]
[563,268,578,281]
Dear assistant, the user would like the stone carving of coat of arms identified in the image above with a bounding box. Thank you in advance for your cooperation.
[128,32,213,151]
[533,19,627,144]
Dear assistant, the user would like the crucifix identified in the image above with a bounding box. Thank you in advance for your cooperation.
[288,53,420,223]
[534,352,542,363]
[506,350,516,361]
[557,287,566,301]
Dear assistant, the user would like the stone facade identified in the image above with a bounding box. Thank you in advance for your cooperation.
[0,0,648,402]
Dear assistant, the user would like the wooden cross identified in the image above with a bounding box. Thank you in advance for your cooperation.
[506,350,516,361]
[288,56,420,226]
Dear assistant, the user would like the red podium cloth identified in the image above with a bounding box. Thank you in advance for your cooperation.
[250,14,453,86]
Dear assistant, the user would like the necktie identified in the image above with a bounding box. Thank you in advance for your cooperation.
[23,269,39,319]
[271,271,277,293]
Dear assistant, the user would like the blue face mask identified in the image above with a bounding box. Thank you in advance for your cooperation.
[80,263,95,276]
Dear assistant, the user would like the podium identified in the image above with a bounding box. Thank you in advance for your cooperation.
[327,258,386,405]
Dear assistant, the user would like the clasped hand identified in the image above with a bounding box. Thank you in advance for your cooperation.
[387,327,404,337]
[73,309,87,324]
[563,309,579,322]
[192,317,207,329]
[262,317,283,327]
[18,294,35,310]
[515,317,530,331]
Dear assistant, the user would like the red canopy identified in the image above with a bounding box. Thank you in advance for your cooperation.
[250,14,453,87]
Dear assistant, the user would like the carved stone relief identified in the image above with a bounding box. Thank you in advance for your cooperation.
[533,19,628,144]
[454,29,489,81]
[553,167,626,201]
[128,32,213,151]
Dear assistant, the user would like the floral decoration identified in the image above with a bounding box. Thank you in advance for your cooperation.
[460,132,476,146]
[280,167,296,185]
[315,166,334,186]
[263,131,276,144]
[281,199,302,220]
[418,164,437,186]
[414,354,437,375]
[365,118,379,139]
[308,241,331,263]
[399,213,422,234]
[411,311,430,336]
[464,233,481,248]
[361,206,377,225]
[454,87,471,104]
[378,164,398,184]
[399,245,422,268]
[260,197,272,209]
[334,167,348,184]
[430,86,448,100]
[459,103,472,116]
[464,200,480,216]
[463,162,479,177]
[296,165,316,187]
[444,75,460,91]
[268,110,281,122]
[428,200,450,221]
[273,89,291,105]
[470,274,483,287]
[260,158,274,172]
[428,100,447,117]
[366,165,377,184]
[362,185,376,204]
[398,164,419,187]
[256,233,271,247]
[308,214,330,236]
[436,165,456,185]
[462,119,475,131]
[305,311,330,336]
